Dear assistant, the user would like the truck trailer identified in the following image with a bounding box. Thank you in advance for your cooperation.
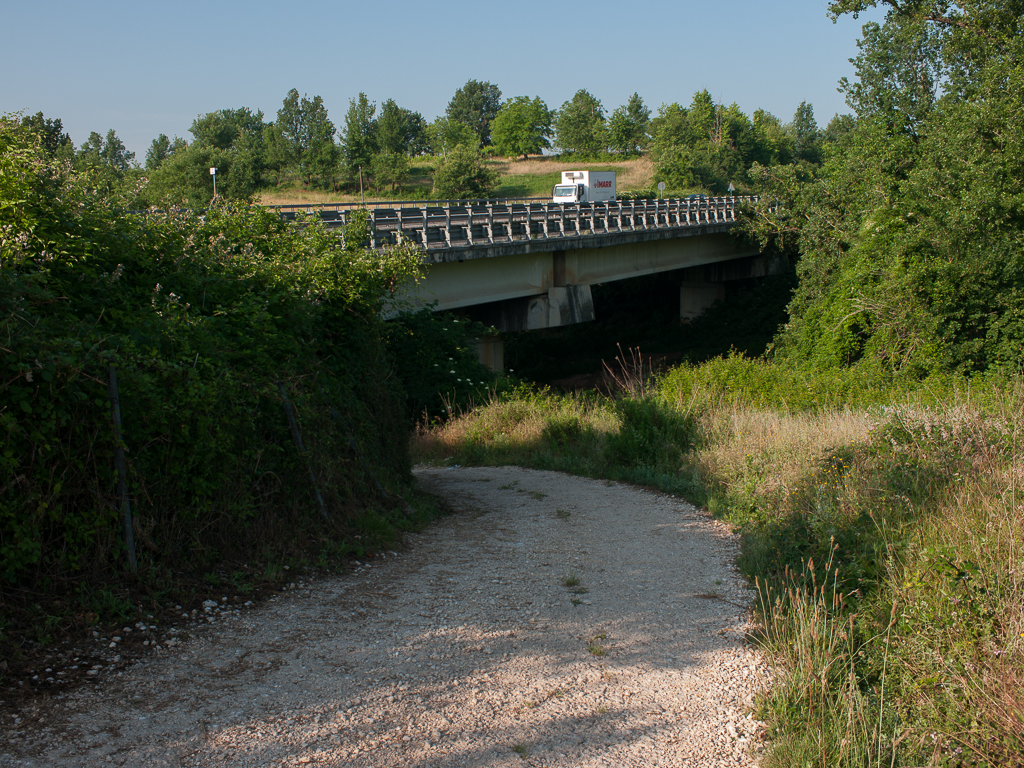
[552,171,616,204]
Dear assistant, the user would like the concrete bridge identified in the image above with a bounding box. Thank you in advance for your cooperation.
[277,197,780,368]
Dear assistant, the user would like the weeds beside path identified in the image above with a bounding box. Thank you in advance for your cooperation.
[412,360,1024,767]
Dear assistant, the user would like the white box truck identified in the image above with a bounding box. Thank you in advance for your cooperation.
[552,171,616,204]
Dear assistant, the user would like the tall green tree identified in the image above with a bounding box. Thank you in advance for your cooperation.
[427,116,477,158]
[145,106,269,203]
[371,151,410,194]
[77,129,134,172]
[267,88,339,187]
[490,96,553,159]
[752,0,1024,377]
[145,134,187,171]
[750,109,794,166]
[650,93,756,193]
[554,89,607,156]
[341,92,377,177]
[649,103,695,159]
[74,129,140,199]
[820,113,856,147]
[607,93,651,155]
[190,107,266,150]
[375,99,429,157]
[19,112,73,160]
[787,101,821,163]
[839,16,943,135]
[445,80,502,146]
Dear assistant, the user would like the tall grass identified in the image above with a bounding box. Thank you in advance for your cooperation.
[412,360,1024,766]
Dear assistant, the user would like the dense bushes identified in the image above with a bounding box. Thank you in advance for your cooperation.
[1,117,424,592]
[750,2,1024,378]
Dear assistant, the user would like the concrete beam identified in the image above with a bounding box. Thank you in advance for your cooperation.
[418,222,739,265]
[402,231,759,313]
[679,252,789,283]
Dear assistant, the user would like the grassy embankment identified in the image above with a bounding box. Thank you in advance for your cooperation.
[257,155,656,206]
[412,356,1024,767]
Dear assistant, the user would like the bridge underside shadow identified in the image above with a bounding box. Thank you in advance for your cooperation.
[401,233,784,370]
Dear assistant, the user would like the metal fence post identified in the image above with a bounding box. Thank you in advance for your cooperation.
[106,365,137,573]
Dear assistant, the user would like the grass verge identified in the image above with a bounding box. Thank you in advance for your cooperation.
[411,359,1024,767]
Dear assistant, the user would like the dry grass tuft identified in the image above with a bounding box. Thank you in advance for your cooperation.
[486,155,655,190]
[410,393,618,466]
[695,406,874,500]
[258,189,363,206]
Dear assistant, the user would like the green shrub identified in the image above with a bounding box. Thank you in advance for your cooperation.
[0,117,423,592]
[383,308,495,422]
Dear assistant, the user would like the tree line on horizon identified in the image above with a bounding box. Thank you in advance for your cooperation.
[17,79,832,206]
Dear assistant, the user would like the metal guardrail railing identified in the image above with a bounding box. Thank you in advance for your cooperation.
[274,197,755,252]
[269,196,550,216]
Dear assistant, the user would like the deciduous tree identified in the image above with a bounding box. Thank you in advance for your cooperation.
[370,151,410,194]
[431,144,497,200]
[268,88,339,187]
[446,80,502,146]
[490,96,553,159]
[554,90,607,157]
[752,0,1024,377]
[190,108,266,150]
[427,117,477,158]
[19,112,73,159]
[145,134,187,171]
[341,92,377,176]
[608,93,650,155]
[375,99,429,157]
[787,101,821,163]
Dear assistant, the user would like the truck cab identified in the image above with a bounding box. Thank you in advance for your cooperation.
[552,183,585,203]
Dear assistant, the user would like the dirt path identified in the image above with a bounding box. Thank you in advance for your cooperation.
[0,467,766,767]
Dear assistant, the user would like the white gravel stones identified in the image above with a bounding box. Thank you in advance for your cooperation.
[0,466,766,767]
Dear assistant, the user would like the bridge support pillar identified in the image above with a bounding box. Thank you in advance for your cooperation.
[472,334,505,372]
[679,282,725,321]
[470,284,596,333]
[525,285,595,329]
[546,285,595,328]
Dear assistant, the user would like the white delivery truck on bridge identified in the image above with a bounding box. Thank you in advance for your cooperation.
[552,171,616,204]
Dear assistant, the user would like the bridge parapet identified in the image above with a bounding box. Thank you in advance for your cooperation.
[277,197,755,258]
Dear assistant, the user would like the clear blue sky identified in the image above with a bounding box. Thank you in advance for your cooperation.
[2,0,884,159]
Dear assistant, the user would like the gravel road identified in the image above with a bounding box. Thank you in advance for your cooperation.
[0,466,766,767]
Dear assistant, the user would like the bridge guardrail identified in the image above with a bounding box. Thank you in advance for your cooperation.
[269,196,549,216]
[276,197,757,252]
